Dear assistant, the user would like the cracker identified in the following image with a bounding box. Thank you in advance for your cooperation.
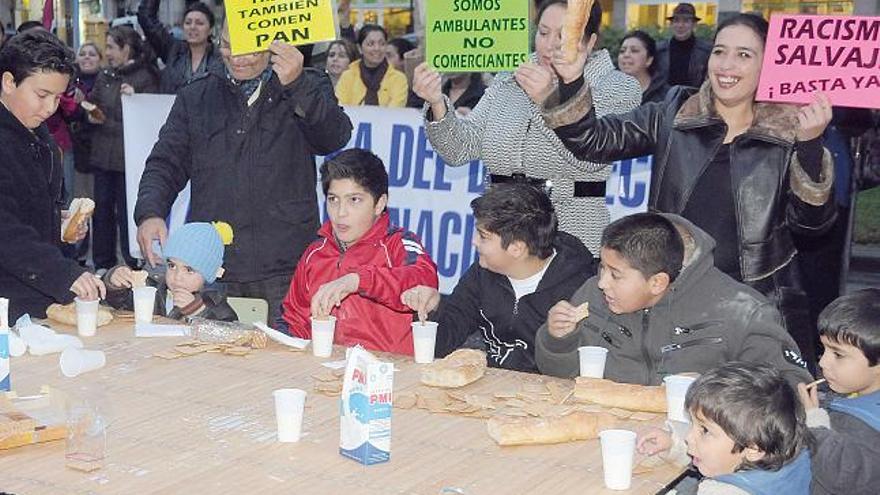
[629,411,658,421]
[223,346,251,356]
[153,349,183,360]
[522,383,549,395]
[545,382,570,404]
[575,301,590,322]
[311,371,340,382]
[493,390,518,399]
[314,381,343,395]
[130,270,149,288]
[606,407,633,419]
[394,392,418,410]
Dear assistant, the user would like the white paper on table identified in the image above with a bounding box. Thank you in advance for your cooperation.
[135,323,190,338]
[253,322,309,349]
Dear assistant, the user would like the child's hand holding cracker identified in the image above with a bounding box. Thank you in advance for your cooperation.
[637,427,673,456]
[546,300,589,338]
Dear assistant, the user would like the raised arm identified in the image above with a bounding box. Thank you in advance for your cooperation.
[137,0,175,63]
[416,62,497,166]
[281,68,352,155]
[541,80,668,164]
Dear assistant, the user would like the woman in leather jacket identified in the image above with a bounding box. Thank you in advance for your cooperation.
[524,13,835,370]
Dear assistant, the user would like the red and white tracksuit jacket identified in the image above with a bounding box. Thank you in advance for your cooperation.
[281,213,438,355]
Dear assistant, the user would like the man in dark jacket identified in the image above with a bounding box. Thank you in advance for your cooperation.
[402,183,596,373]
[653,3,711,89]
[536,213,813,388]
[0,31,105,319]
[135,22,352,324]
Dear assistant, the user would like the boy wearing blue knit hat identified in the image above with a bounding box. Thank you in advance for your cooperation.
[103,222,237,321]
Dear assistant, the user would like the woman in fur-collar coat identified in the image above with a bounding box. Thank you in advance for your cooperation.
[537,14,836,371]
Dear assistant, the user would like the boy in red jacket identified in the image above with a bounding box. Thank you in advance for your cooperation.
[280,149,438,354]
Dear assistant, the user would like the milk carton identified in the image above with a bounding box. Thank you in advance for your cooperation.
[339,346,393,465]
[1,298,10,391]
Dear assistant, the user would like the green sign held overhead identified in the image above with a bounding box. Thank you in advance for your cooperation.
[426,0,531,73]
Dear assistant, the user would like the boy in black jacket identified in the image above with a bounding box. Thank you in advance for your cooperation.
[401,183,595,373]
[103,222,236,321]
[0,30,105,320]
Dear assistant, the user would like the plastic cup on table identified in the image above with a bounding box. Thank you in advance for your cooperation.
[664,374,697,423]
[310,316,336,358]
[60,347,106,378]
[133,286,157,324]
[599,429,638,490]
[411,321,438,364]
[577,346,608,378]
[74,298,99,337]
[273,388,307,442]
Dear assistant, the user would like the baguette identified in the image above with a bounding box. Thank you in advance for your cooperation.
[561,0,594,63]
[46,302,113,328]
[61,198,95,243]
[488,410,615,446]
[574,377,667,413]
[421,349,486,388]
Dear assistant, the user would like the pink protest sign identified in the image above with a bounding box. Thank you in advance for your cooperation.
[757,14,880,109]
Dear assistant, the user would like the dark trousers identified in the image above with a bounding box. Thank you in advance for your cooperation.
[93,169,137,270]
[795,206,850,359]
[748,258,818,375]
[224,273,294,329]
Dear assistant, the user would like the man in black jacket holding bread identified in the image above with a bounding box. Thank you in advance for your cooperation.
[135,20,352,324]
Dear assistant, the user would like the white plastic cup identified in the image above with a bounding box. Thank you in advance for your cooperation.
[411,321,438,364]
[599,429,638,490]
[60,348,106,378]
[273,388,306,442]
[74,298,99,337]
[664,375,697,423]
[310,316,336,358]
[133,286,157,324]
[28,335,83,356]
[8,332,27,357]
[578,346,609,378]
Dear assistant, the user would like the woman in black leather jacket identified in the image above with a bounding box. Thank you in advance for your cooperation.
[524,14,835,370]
[137,0,224,94]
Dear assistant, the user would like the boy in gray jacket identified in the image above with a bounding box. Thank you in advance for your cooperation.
[535,212,812,388]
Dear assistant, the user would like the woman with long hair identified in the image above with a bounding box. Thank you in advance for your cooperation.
[411,0,641,254]
[87,26,159,270]
[325,39,358,88]
[335,24,407,107]
[137,0,223,93]
[617,30,669,104]
[526,13,835,369]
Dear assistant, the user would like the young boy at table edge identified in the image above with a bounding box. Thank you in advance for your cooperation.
[103,222,237,322]
[279,149,438,354]
[639,362,813,495]
[0,30,105,320]
[401,182,595,373]
[797,289,880,495]
[536,212,813,388]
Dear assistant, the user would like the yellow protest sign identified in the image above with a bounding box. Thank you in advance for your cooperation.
[224,0,337,55]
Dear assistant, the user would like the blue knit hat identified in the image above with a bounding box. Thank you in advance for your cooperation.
[163,222,228,284]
